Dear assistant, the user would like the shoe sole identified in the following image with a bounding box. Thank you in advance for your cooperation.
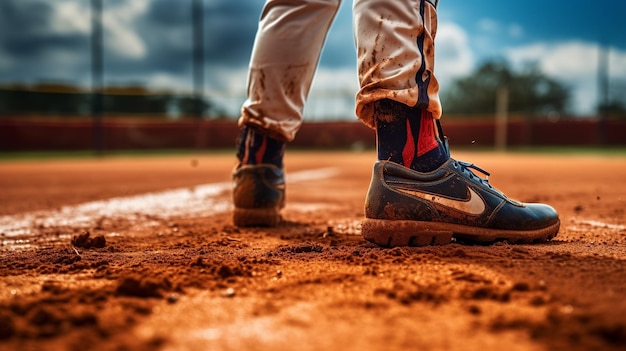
[361,219,560,247]
[233,207,281,227]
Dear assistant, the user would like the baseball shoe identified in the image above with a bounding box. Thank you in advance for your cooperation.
[232,164,285,227]
[362,157,560,247]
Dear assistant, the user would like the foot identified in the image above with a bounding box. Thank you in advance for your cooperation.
[362,158,560,247]
[232,164,285,227]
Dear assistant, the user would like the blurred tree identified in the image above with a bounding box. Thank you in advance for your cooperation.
[441,60,570,117]
[175,96,210,117]
[174,95,226,118]
[0,83,90,116]
[0,83,224,118]
[599,101,626,119]
[103,85,171,116]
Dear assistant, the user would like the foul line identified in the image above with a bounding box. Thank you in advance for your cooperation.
[569,219,626,231]
[0,167,340,237]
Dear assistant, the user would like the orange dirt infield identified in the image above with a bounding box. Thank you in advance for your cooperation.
[0,150,625,351]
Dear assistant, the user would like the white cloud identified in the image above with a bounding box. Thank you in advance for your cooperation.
[205,66,249,116]
[609,48,626,79]
[310,68,359,93]
[50,0,90,34]
[436,22,475,86]
[146,73,190,92]
[307,68,359,120]
[103,0,149,59]
[505,41,626,114]
[207,66,249,96]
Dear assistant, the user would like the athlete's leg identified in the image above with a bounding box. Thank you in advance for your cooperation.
[353,0,560,246]
[354,0,441,127]
[233,0,342,227]
[354,0,446,173]
[240,0,342,143]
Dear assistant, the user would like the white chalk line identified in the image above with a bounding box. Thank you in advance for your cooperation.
[568,219,626,232]
[0,167,340,238]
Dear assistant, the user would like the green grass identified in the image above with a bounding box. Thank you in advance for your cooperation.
[1,146,625,161]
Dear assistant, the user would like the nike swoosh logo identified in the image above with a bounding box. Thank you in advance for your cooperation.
[396,187,486,215]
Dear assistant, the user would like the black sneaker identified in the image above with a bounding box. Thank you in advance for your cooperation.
[232,164,285,227]
[362,158,560,247]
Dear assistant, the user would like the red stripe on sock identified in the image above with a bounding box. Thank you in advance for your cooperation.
[255,136,267,164]
[402,119,415,167]
[417,110,438,156]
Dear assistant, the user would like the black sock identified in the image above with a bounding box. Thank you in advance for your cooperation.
[236,126,285,168]
[375,99,448,172]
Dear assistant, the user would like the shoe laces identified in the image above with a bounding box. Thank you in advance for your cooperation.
[454,160,493,189]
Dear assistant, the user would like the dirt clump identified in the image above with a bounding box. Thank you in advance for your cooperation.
[115,275,172,298]
[71,231,106,249]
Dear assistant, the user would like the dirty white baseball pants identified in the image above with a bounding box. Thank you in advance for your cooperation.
[239,0,441,142]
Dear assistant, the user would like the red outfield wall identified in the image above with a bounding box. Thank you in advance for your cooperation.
[0,118,624,151]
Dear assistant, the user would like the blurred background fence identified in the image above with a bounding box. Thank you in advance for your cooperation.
[2,115,625,152]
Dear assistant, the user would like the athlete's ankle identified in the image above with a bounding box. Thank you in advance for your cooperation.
[236,125,285,168]
[375,99,448,172]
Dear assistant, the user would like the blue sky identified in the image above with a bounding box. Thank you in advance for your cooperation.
[0,0,624,118]
[440,0,625,52]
